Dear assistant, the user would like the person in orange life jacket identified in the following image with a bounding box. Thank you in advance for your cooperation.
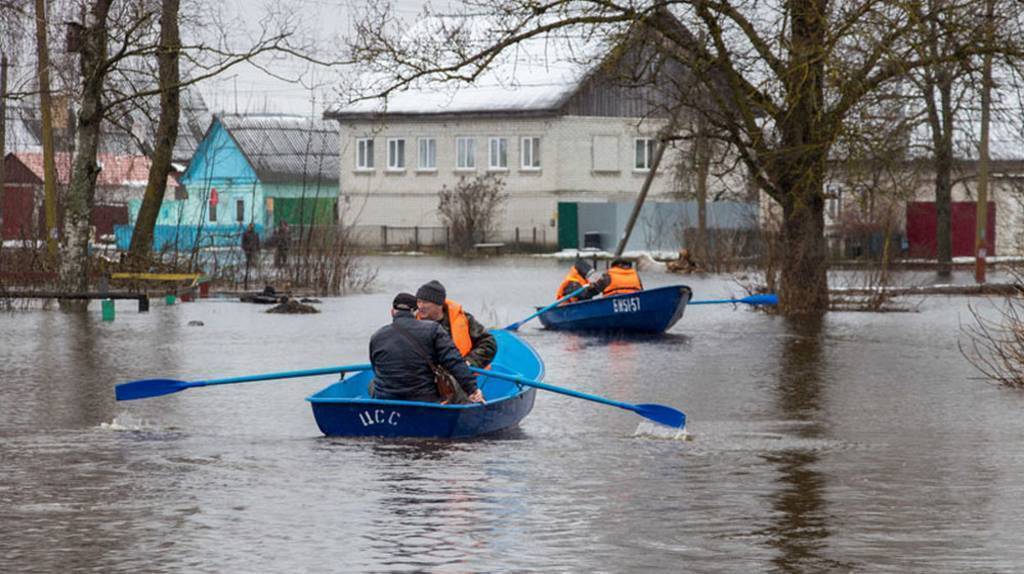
[555,258,604,303]
[415,280,497,379]
[589,258,644,296]
[369,293,481,403]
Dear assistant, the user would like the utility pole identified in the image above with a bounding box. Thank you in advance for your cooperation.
[35,0,60,261]
[1,53,8,236]
[975,0,994,284]
[615,138,668,257]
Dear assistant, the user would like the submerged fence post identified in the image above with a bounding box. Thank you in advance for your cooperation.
[101,299,115,321]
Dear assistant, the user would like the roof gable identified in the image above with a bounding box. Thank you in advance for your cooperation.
[181,119,258,185]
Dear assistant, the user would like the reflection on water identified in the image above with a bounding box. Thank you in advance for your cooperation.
[3,259,1024,572]
[762,317,833,572]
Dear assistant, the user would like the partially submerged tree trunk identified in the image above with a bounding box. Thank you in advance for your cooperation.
[769,0,829,313]
[58,0,112,309]
[128,0,181,264]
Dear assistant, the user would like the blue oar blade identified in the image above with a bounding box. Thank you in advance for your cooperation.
[633,403,686,429]
[742,293,779,306]
[115,378,190,401]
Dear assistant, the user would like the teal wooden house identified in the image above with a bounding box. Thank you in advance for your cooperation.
[116,115,339,250]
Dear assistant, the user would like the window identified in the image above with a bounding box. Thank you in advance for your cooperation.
[456,137,476,169]
[521,137,541,169]
[235,199,245,222]
[592,135,619,172]
[635,138,655,170]
[387,138,406,170]
[208,203,217,222]
[356,138,374,170]
[488,137,508,170]
[418,137,437,170]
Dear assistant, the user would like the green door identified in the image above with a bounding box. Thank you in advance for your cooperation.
[558,202,578,249]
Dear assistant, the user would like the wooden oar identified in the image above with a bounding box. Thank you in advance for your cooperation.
[470,367,686,429]
[504,285,588,331]
[115,363,372,401]
[688,293,778,306]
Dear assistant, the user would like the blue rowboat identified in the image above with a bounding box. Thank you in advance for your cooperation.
[306,329,542,438]
[537,285,692,334]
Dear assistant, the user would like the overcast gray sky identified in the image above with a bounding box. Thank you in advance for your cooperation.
[197,0,428,117]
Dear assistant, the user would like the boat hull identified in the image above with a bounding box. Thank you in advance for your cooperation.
[306,330,543,438]
[538,285,692,334]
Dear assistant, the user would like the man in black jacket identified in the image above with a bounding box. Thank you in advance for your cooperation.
[369,293,484,403]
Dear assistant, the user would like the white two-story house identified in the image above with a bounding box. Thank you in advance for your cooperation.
[325,26,733,249]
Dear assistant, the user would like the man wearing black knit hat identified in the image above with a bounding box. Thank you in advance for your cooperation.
[416,280,497,375]
[368,292,481,403]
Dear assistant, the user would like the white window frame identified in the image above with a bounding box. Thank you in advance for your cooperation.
[521,137,541,170]
[634,138,655,171]
[630,138,655,170]
[356,138,374,170]
[488,137,508,170]
[387,138,406,171]
[417,137,437,171]
[235,198,245,223]
[456,137,476,170]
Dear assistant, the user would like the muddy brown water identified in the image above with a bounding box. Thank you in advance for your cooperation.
[2,256,1023,573]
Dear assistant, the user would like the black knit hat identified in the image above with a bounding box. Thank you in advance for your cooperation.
[611,257,632,268]
[392,292,418,311]
[416,280,446,306]
[573,258,592,277]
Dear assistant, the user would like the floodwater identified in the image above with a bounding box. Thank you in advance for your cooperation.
[2,256,1024,573]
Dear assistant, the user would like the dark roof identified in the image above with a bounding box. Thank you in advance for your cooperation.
[218,115,339,184]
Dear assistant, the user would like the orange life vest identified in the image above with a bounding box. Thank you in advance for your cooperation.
[444,300,473,357]
[556,266,588,302]
[603,267,643,296]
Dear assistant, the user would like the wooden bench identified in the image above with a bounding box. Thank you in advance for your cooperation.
[473,242,506,255]
[109,272,209,300]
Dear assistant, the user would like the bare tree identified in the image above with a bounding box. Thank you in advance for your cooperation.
[127,0,179,263]
[33,0,59,260]
[58,0,114,308]
[438,173,508,256]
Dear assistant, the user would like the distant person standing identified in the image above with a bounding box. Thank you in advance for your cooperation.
[241,223,260,290]
[273,221,290,268]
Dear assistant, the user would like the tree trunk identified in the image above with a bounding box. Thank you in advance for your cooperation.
[128,0,181,263]
[34,0,59,261]
[694,119,710,263]
[974,0,994,284]
[58,0,112,309]
[934,76,954,276]
[775,0,830,314]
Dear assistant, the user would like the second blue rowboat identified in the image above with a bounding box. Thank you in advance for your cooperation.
[306,329,542,438]
[537,285,692,334]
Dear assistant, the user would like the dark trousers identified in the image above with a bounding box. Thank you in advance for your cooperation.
[369,382,439,403]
